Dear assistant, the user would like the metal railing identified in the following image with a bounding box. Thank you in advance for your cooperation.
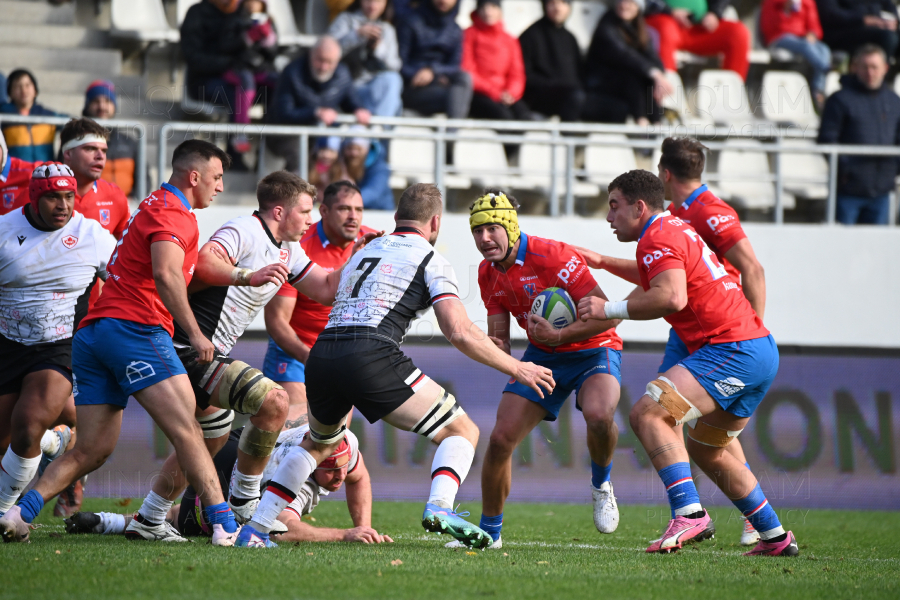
[0,115,148,201]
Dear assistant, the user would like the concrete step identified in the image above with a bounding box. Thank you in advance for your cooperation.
[0,0,75,25]
[0,45,121,75]
[7,69,143,97]
[35,93,85,118]
[0,23,109,49]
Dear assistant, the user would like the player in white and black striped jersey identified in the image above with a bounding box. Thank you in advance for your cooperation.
[236,183,557,550]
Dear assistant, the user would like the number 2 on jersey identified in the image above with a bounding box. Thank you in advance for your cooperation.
[351,257,381,298]
[683,228,727,280]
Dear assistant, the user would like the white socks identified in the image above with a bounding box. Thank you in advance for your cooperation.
[674,503,703,517]
[0,449,41,514]
[40,430,61,455]
[427,436,475,509]
[229,465,263,501]
[249,446,317,534]
[97,512,127,535]
[137,491,173,526]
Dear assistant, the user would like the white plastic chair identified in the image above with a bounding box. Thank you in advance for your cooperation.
[176,0,200,26]
[389,126,471,189]
[568,1,607,51]
[110,0,178,43]
[305,0,331,34]
[517,132,599,196]
[716,140,794,210]
[695,69,756,126]
[780,139,829,199]
[760,71,819,128]
[452,128,518,188]
[660,70,713,126]
[267,0,317,46]
[583,134,637,189]
[825,71,842,97]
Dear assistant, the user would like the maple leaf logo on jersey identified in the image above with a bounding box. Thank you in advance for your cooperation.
[99,209,110,226]
[61,235,78,249]
[3,192,14,208]
[279,248,290,264]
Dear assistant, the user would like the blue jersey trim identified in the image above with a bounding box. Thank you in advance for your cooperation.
[0,153,10,182]
[681,184,708,210]
[160,182,192,211]
[638,211,668,241]
[515,232,529,265]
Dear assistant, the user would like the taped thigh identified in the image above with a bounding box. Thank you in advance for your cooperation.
[237,423,280,457]
[688,420,743,447]
[308,412,348,446]
[196,408,234,439]
[410,387,465,441]
[645,376,703,425]
[218,360,283,416]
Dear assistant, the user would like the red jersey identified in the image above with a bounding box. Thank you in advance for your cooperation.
[0,155,36,215]
[478,233,622,353]
[80,183,199,337]
[637,211,768,354]
[670,184,746,281]
[275,220,377,348]
[75,179,131,239]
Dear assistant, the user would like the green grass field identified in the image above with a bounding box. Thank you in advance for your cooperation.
[2,500,897,600]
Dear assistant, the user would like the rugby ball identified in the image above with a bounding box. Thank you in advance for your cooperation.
[531,287,576,329]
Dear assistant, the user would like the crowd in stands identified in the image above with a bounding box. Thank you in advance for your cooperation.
[2,0,900,224]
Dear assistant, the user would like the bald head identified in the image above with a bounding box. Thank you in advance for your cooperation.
[310,36,342,82]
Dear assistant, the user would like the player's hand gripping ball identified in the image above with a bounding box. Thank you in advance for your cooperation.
[531,288,577,329]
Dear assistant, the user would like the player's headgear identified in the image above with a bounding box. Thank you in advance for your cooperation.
[469,191,520,262]
[29,163,77,210]
[316,436,353,470]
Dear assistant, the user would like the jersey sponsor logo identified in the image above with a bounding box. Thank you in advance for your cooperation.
[99,208,110,226]
[523,283,537,298]
[714,377,746,397]
[279,248,290,264]
[188,264,195,276]
[54,179,70,188]
[557,256,582,284]
[520,275,538,281]
[95,201,114,206]
[17,235,25,246]
[2,192,14,208]
[707,214,735,232]
[61,235,78,249]
[125,361,156,384]
[723,281,739,291]
[494,290,506,296]
[643,248,673,267]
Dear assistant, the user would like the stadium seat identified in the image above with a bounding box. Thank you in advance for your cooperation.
[780,139,829,200]
[267,0,317,47]
[176,0,199,26]
[452,128,524,188]
[660,70,714,126]
[716,139,795,210]
[305,0,331,35]
[760,71,818,128]
[824,71,842,97]
[695,69,756,126]
[568,1,607,51]
[110,0,179,44]
[583,134,637,189]
[517,132,600,197]
[389,126,471,189]
[895,74,900,97]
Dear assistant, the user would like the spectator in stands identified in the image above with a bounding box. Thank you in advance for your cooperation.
[181,0,279,166]
[462,0,530,122]
[816,0,898,59]
[329,0,404,117]
[397,0,473,120]
[81,80,141,198]
[817,44,900,225]
[270,37,372,172]
[518,0,584,122]
[341,130,393,209]
[0,69,61,162]
[583,0,673,124]
[309,136,343,202]
[761,0,831,110]
[644,0,751,80]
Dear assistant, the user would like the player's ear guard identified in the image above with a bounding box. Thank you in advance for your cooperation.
[646,376,703,425]
[196,408,234,439]
[411,387,465,441]
[469,192,520,246]
[238,424,280,457]
[219,361,283,416]
[687,420,743,447]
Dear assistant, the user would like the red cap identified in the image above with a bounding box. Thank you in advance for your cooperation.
[29,163,77,210]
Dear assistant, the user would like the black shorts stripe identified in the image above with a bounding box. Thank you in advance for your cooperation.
[411,390,449,435]
[421,402,459,439]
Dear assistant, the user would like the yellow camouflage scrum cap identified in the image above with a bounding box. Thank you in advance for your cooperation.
[469,192,520,245]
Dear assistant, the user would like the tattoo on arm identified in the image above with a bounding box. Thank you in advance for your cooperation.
[282,414,309,431]
[648,443,681,460]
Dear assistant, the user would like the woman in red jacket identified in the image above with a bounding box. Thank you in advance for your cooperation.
[760,0,832,108]
[461,0,531,123]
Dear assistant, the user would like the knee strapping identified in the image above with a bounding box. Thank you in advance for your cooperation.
[646,376,703,425]
[237,423,280,457]
[218,361,283,416]
[196,408,234,439]
[411,387,465,441]
[688,421,743,447]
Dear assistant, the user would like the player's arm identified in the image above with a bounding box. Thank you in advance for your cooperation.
[486,312,511,354]
[294,232,383,305]
[571,245,641,285]
[195,241,290,288]
[264,293,311,363]
[723,238,766,320]
[274,514,392,543]
[433,297,555,397]
[151,241,215,362]
[578,268,687,322]
[344,453,372,528]
[528,285,620,347]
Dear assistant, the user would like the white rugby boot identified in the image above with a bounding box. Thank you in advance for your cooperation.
[740,516,760,546]
[592,481,619,534]
[211,523,241,547]
[228,497,259,525]
[124,515,188,542]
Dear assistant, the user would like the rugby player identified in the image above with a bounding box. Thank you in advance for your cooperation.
[235,183,555,549]
[577,170,797,557]
[66,426,392,545]
[0,130,39,215]
[574,137,767,545]
[453,190,622,549]
[0,140,244,546]
[0,164,115,520]
[263,180,377,425]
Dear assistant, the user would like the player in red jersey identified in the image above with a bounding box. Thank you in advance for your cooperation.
[263,180,377,424]
[0,129,38,214]
[460,190,622,549]
[0,140,244,546]
[577,170,797,558]
[574,137,768,546]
